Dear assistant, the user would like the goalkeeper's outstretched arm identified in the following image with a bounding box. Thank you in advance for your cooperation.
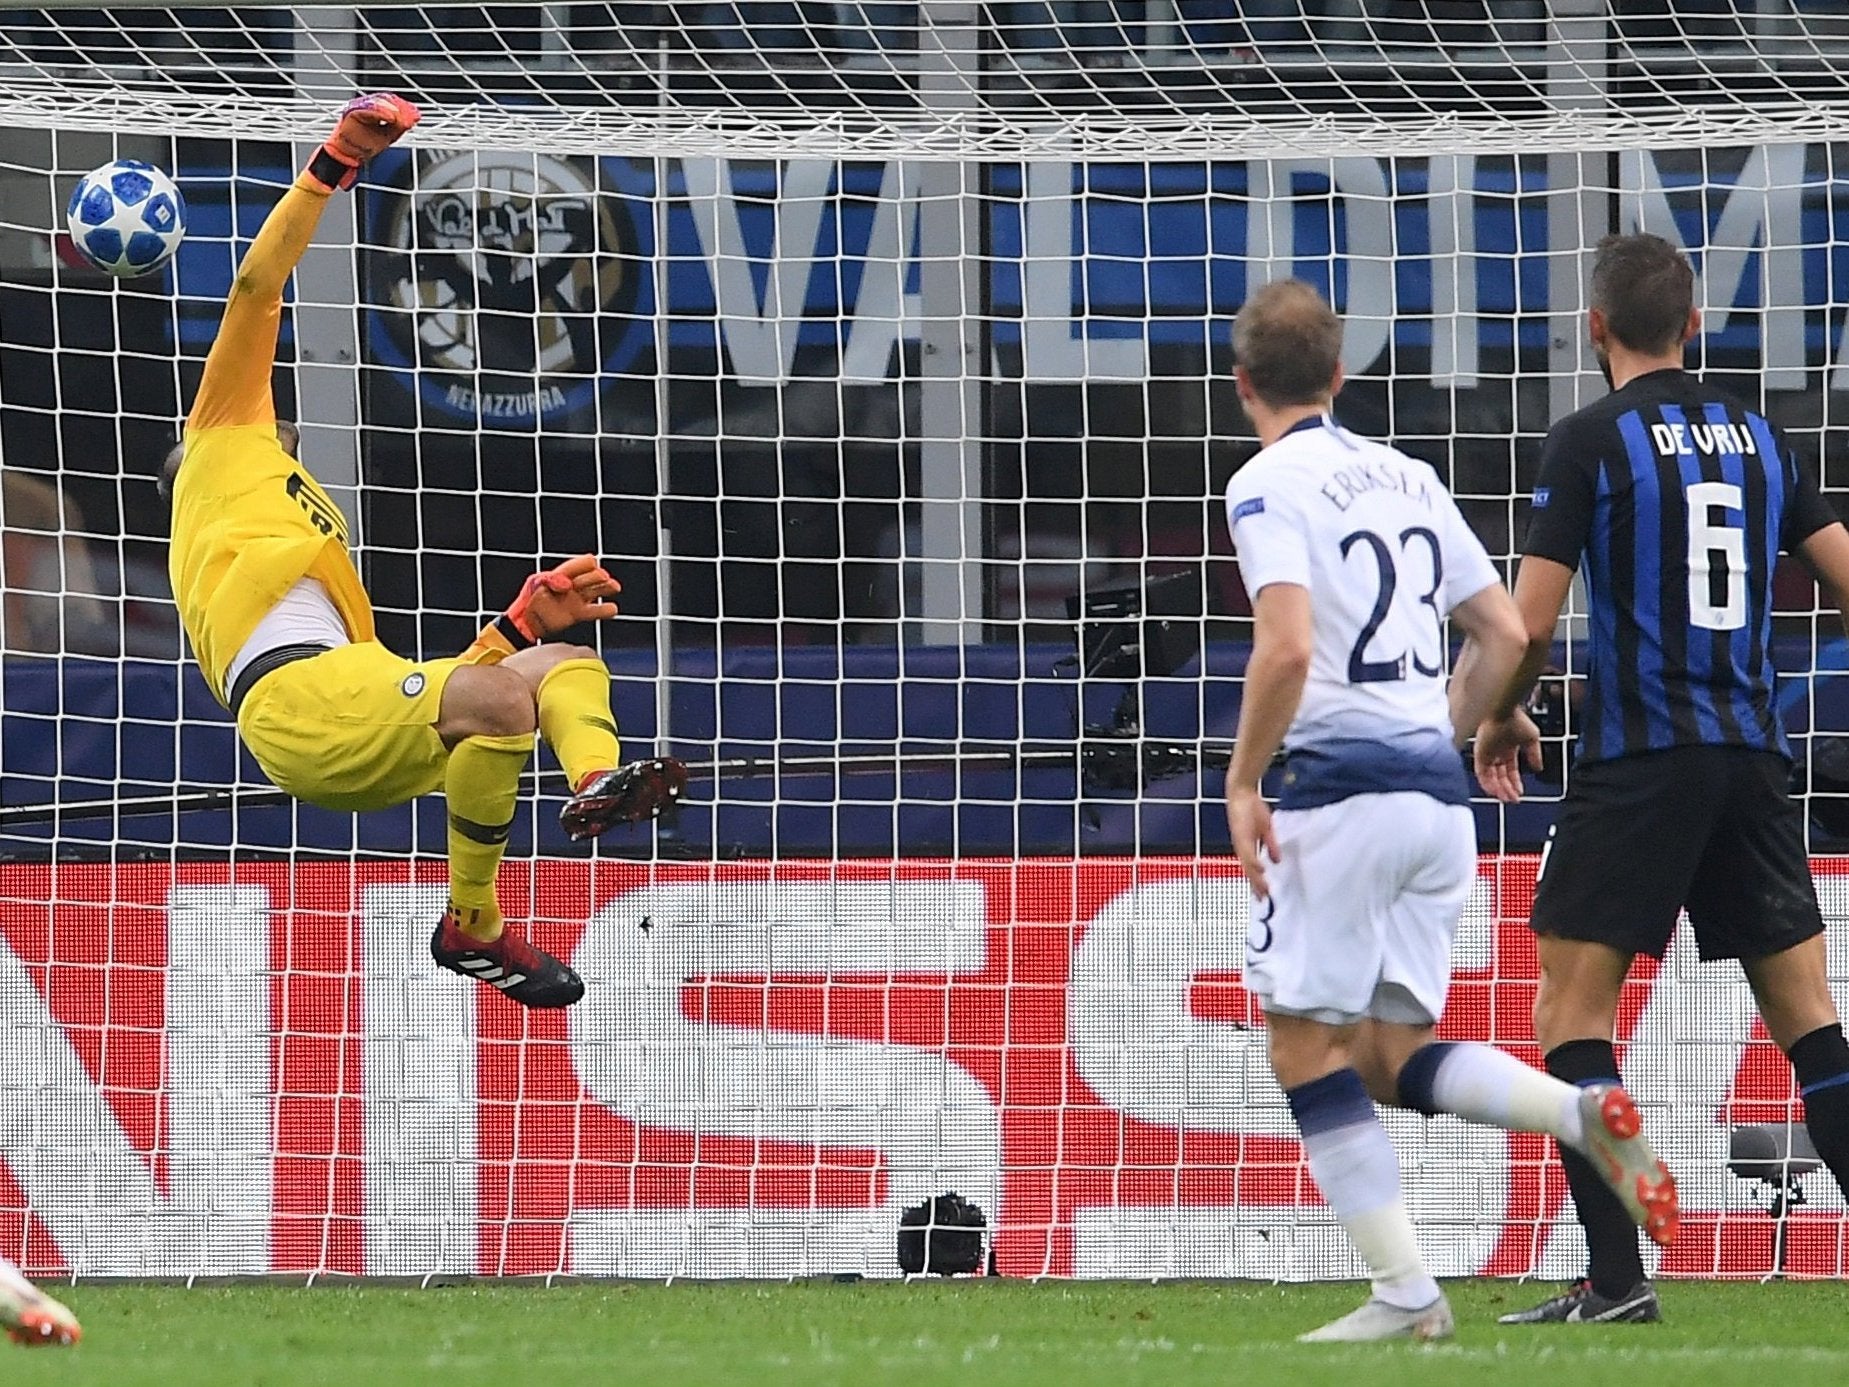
[185,182,330,433]
[185,94,420,435]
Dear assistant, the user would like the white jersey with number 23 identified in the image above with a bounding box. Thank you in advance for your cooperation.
[1223,415,1500,751]
[1224,414,1502,1027]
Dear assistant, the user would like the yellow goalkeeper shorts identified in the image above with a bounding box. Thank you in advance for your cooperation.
[236,641,464,812]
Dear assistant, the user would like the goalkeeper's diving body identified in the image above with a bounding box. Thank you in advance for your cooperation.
[162,94,685,1009]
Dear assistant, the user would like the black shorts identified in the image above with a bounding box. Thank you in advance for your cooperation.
[1530,745,1823,962]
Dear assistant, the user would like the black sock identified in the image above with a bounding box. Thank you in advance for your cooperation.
[1788,1024,1849,1193]
[1545,1039,1646,1298]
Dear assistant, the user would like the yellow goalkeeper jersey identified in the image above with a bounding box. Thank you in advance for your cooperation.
[167,426,374,708]
[166,175,376,709]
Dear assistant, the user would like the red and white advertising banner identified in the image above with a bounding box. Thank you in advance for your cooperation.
[1,858,1845,1280]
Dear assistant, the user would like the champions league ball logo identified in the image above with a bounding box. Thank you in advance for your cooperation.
[367,151,645,429]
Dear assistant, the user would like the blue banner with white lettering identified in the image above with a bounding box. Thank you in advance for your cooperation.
[162,146,1849,432]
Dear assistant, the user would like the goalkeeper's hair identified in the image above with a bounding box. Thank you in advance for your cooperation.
[158,420,299,503]
[1591,233,1695,355]
[1233,278,1343,408]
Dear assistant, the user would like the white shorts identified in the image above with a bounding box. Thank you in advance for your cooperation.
[1243,791,1475,1026]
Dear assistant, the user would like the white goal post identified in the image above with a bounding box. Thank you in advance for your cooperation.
[6,0,1849,158]
[3,1,1849,1282]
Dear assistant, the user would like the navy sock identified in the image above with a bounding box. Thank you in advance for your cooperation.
[1285,1066,1377,1135]
[1396,1041,1460,1117]
[1789,1024,1849,1194]
[1545,1039,1645,1299]
[1286,1067,1438,1309]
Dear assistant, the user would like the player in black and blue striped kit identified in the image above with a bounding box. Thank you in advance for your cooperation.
[1538,380,1819,763]
[1477,232,1849,1324]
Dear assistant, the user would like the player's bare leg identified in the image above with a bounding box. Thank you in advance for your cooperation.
[1531,934,1632,1046]
[0,1257,79,1347]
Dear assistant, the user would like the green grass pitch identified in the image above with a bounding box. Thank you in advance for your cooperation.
[8,1280,1848,1387]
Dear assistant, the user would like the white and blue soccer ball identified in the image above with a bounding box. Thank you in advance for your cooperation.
[65,159,187,277]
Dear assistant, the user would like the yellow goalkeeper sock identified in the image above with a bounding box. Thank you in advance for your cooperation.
[537,658,621,789]
[444,731,533,942]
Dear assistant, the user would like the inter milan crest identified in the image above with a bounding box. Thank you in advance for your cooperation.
[400,672,427,698]
[365,150,647,430]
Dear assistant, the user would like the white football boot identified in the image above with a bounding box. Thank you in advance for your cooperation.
[0,1258,80,1347]
[1577,1084,1679,1248]
[1298,1293,1454,1343]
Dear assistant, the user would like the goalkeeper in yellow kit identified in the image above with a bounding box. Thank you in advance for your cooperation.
[163,94,685,1008]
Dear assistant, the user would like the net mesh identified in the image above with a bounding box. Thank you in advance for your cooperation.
[4,2,1849,158]
[2,1,1849,1281]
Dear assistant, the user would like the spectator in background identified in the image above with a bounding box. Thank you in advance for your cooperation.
[0,470,112,656]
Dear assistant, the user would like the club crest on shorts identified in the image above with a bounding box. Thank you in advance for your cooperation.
[401,672,427,697]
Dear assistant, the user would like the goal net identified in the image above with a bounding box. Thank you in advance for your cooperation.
[2,0,1849,1282]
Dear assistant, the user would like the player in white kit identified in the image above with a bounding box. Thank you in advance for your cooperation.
[0,1254,78,1346]
[1221,280,1679,1343]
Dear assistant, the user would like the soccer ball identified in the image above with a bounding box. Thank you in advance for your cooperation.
[65,159,187,278]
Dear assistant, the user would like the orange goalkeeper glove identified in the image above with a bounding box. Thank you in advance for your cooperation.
[302,92,421,194]
[510,554,621,640]
[462,555,622,664]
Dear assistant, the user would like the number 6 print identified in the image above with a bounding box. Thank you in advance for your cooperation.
[1686,481,1746,631]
